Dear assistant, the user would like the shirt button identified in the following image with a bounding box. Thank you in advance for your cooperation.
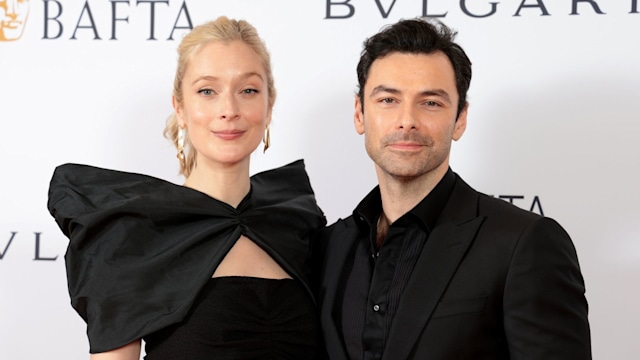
[373,304,380,312]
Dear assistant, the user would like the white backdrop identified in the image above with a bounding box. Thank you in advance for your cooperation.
[1,1,639,359]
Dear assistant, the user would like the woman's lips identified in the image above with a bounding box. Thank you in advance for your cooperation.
[213,130,245,140]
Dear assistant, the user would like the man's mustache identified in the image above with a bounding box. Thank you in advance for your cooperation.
[381,132,433,147]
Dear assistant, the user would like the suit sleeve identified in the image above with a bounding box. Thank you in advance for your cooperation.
[503,217,591,360]
[310,225,329,297]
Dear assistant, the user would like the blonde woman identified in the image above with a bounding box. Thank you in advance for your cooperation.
[48,17,325,359]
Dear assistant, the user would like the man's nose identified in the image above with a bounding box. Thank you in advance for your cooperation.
[397,104,418,131]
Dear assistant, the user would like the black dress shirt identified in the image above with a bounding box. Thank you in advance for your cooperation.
[338,169,455,360]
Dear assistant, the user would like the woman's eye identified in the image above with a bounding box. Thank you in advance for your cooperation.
[198,89,214,96]
[242,88,259,94]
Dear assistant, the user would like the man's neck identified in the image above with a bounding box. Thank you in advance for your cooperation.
[376,165,449,225]
[374,165,447,249]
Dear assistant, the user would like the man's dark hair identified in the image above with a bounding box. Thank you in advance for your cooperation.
[356,18,472,117]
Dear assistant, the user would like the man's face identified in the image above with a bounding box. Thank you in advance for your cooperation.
[354,50,467,182]
[0,0,30,41]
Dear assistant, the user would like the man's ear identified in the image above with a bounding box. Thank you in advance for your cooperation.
[453,102,468,141]
[354,95,365,135]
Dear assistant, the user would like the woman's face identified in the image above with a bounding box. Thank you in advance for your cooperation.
[175,40,272,169]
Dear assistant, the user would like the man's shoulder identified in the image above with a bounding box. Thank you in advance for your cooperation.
[449,174,549,235]
[450,176,574,254]
[477,192,540,219]
[452,174,541,220]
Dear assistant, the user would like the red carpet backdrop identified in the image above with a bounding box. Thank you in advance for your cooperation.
[1,1,638,358]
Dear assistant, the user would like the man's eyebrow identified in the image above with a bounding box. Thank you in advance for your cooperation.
[370,85,399,97]
[369,86,452,103]
[420,89,451,103]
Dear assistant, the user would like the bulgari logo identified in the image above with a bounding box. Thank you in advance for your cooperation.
[324,0,640,19]
[1,232,59,261]
[0,0,193,41]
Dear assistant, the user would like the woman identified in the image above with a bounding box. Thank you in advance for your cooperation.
[48,17,325,359]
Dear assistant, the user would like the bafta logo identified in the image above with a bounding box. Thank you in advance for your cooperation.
[0,0,30,41]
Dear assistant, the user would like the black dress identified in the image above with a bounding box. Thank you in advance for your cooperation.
[47,160,326,358]
[144,277,319,359]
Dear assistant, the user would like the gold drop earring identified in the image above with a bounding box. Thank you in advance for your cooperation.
[263,124,271,153]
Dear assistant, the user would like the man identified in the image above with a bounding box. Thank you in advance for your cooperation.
[317,18,591,359]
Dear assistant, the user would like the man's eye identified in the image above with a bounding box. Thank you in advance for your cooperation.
[380,98,394,104]
[425,101,440,107]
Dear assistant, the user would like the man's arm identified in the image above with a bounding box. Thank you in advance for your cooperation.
[503,217,591,359]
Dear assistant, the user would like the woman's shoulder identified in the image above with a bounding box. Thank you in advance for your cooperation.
[50,163,176,193]
[250,159,308,190]
[250,159,318,203]
[47,163,198,237]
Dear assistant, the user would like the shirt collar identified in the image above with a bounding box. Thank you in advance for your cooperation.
[353,168,456,232]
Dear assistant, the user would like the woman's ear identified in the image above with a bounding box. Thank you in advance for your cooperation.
[172,95,185,127]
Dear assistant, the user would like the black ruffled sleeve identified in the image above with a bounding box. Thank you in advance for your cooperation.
[47,160,325,353]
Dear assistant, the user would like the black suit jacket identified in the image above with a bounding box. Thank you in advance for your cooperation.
[318,174,591,359]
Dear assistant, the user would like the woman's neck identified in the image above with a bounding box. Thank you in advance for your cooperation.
[184,159,251,208]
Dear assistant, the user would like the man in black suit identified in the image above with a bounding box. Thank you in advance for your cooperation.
[317,18,591,359]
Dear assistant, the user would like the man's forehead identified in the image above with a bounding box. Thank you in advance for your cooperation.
[365,52,456,87]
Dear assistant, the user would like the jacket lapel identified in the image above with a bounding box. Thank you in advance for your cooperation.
[382,176,484,359]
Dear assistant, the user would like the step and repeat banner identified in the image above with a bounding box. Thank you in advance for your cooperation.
[1,1,639,358]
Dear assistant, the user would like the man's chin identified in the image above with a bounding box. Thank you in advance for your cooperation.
[379,164,426,181]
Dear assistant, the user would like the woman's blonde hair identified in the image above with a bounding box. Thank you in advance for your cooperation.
[164,16,276,177]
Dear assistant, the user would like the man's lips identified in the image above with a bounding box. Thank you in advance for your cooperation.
[388,142,425,151]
